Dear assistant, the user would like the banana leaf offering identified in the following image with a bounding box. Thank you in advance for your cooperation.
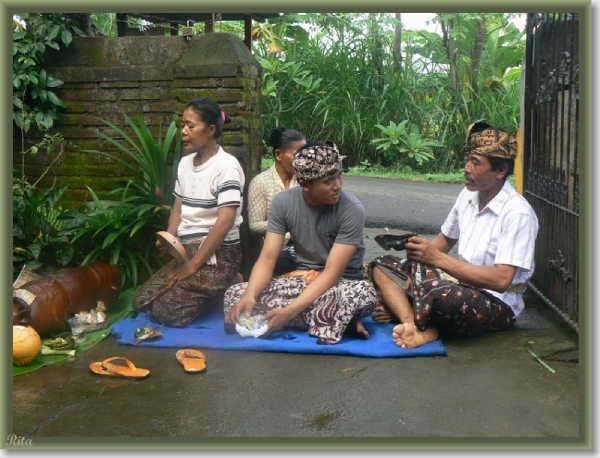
[41,336,79,356]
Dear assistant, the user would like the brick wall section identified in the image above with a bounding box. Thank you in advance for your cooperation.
[14,33,263,208]
[14,33,264,276]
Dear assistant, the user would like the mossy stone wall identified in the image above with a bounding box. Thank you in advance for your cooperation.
[13,33,264,277]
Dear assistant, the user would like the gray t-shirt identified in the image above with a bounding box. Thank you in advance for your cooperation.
[267,187,366,279]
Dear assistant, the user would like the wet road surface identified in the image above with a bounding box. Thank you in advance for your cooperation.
[10,228,581,448]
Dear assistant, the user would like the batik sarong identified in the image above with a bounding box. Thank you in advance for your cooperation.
[133,240,241,327]
[370,255,516,337]
[223,276,377,344]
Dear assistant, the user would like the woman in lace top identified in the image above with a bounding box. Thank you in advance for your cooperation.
[248,126,305,276]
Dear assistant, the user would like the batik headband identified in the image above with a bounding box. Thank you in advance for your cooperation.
[465,121,517,160]
[293,141,346,181]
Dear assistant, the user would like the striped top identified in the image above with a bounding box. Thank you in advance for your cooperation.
[441,180,539,316]
[174,147,245,244]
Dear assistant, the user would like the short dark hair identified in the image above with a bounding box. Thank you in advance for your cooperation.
[184,98,231,139]
[489,156,514,180]
[300,139,329,150]
[268,126,305,153]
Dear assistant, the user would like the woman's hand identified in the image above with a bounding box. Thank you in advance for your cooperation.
[261,307,294,336]
[156,236,170,254]
[164,261,198,288]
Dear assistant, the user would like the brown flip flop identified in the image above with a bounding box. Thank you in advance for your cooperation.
[89,357,150,379]
[176,349,207,373]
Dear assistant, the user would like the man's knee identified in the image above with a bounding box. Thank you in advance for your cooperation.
[223,283,247,307]
[371,265,386,284]
[372,265,400,290]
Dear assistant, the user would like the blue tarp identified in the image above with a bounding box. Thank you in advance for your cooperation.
[112,310,447,358]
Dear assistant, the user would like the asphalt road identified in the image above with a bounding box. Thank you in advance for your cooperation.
[342,175,463,233]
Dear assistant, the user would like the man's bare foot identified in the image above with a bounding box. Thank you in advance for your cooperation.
[345,319,370,339]
[370,300,399,323]
[392,322,438,348]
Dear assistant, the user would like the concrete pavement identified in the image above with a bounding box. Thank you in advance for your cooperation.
[9,228,581,449]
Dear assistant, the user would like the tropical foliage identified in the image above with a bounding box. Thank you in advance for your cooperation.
[254,13,525,172]
[13,133,72,277]
[12,12,526,287]
[71,115,183,287]
[257,56,323,128]
[13,13,85,134]
[60,184,165,289]
[12,112,182,288]
[13,183,74,277]
[371,120,444,167]
[84,114,182,213]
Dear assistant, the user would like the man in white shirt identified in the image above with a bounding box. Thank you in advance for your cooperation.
[370,122,539,348]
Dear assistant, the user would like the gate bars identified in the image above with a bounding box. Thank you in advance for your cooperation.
[523,13,579,333]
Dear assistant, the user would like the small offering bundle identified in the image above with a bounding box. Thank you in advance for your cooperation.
[134,327,163,344]
[41,336,79,356]
[236,314,268,338]
[74,301,107,325]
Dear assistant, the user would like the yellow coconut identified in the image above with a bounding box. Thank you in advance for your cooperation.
[13,325,42,366]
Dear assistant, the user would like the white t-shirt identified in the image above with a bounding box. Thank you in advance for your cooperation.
[441,180,539,317]
[174,147,245,244]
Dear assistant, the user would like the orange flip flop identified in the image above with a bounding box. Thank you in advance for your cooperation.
[176,349,207,373]
[89,357,150,379]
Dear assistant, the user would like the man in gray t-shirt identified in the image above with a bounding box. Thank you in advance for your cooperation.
[268,187,366,279]
[224,141,377,345]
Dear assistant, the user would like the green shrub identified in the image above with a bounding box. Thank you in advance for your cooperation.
[12,183,75,278]
[61,184,165,289]
[371,120,443,168]
[84,114,181,211]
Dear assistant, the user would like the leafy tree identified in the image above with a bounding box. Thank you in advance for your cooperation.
[13,13,85,134]
[431,13,525,99]
[392,13,402,73]
[257,55,323,128]
[90,13,118,36]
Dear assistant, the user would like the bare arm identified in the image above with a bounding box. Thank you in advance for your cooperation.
[167,198,183,234]
[164,205,237,288]
[261,242,358,335]
[156,198,183,253]
[232,231,284,323]
[406,236,517,292]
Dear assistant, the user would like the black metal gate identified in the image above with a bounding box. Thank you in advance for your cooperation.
[522,13,579,333]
